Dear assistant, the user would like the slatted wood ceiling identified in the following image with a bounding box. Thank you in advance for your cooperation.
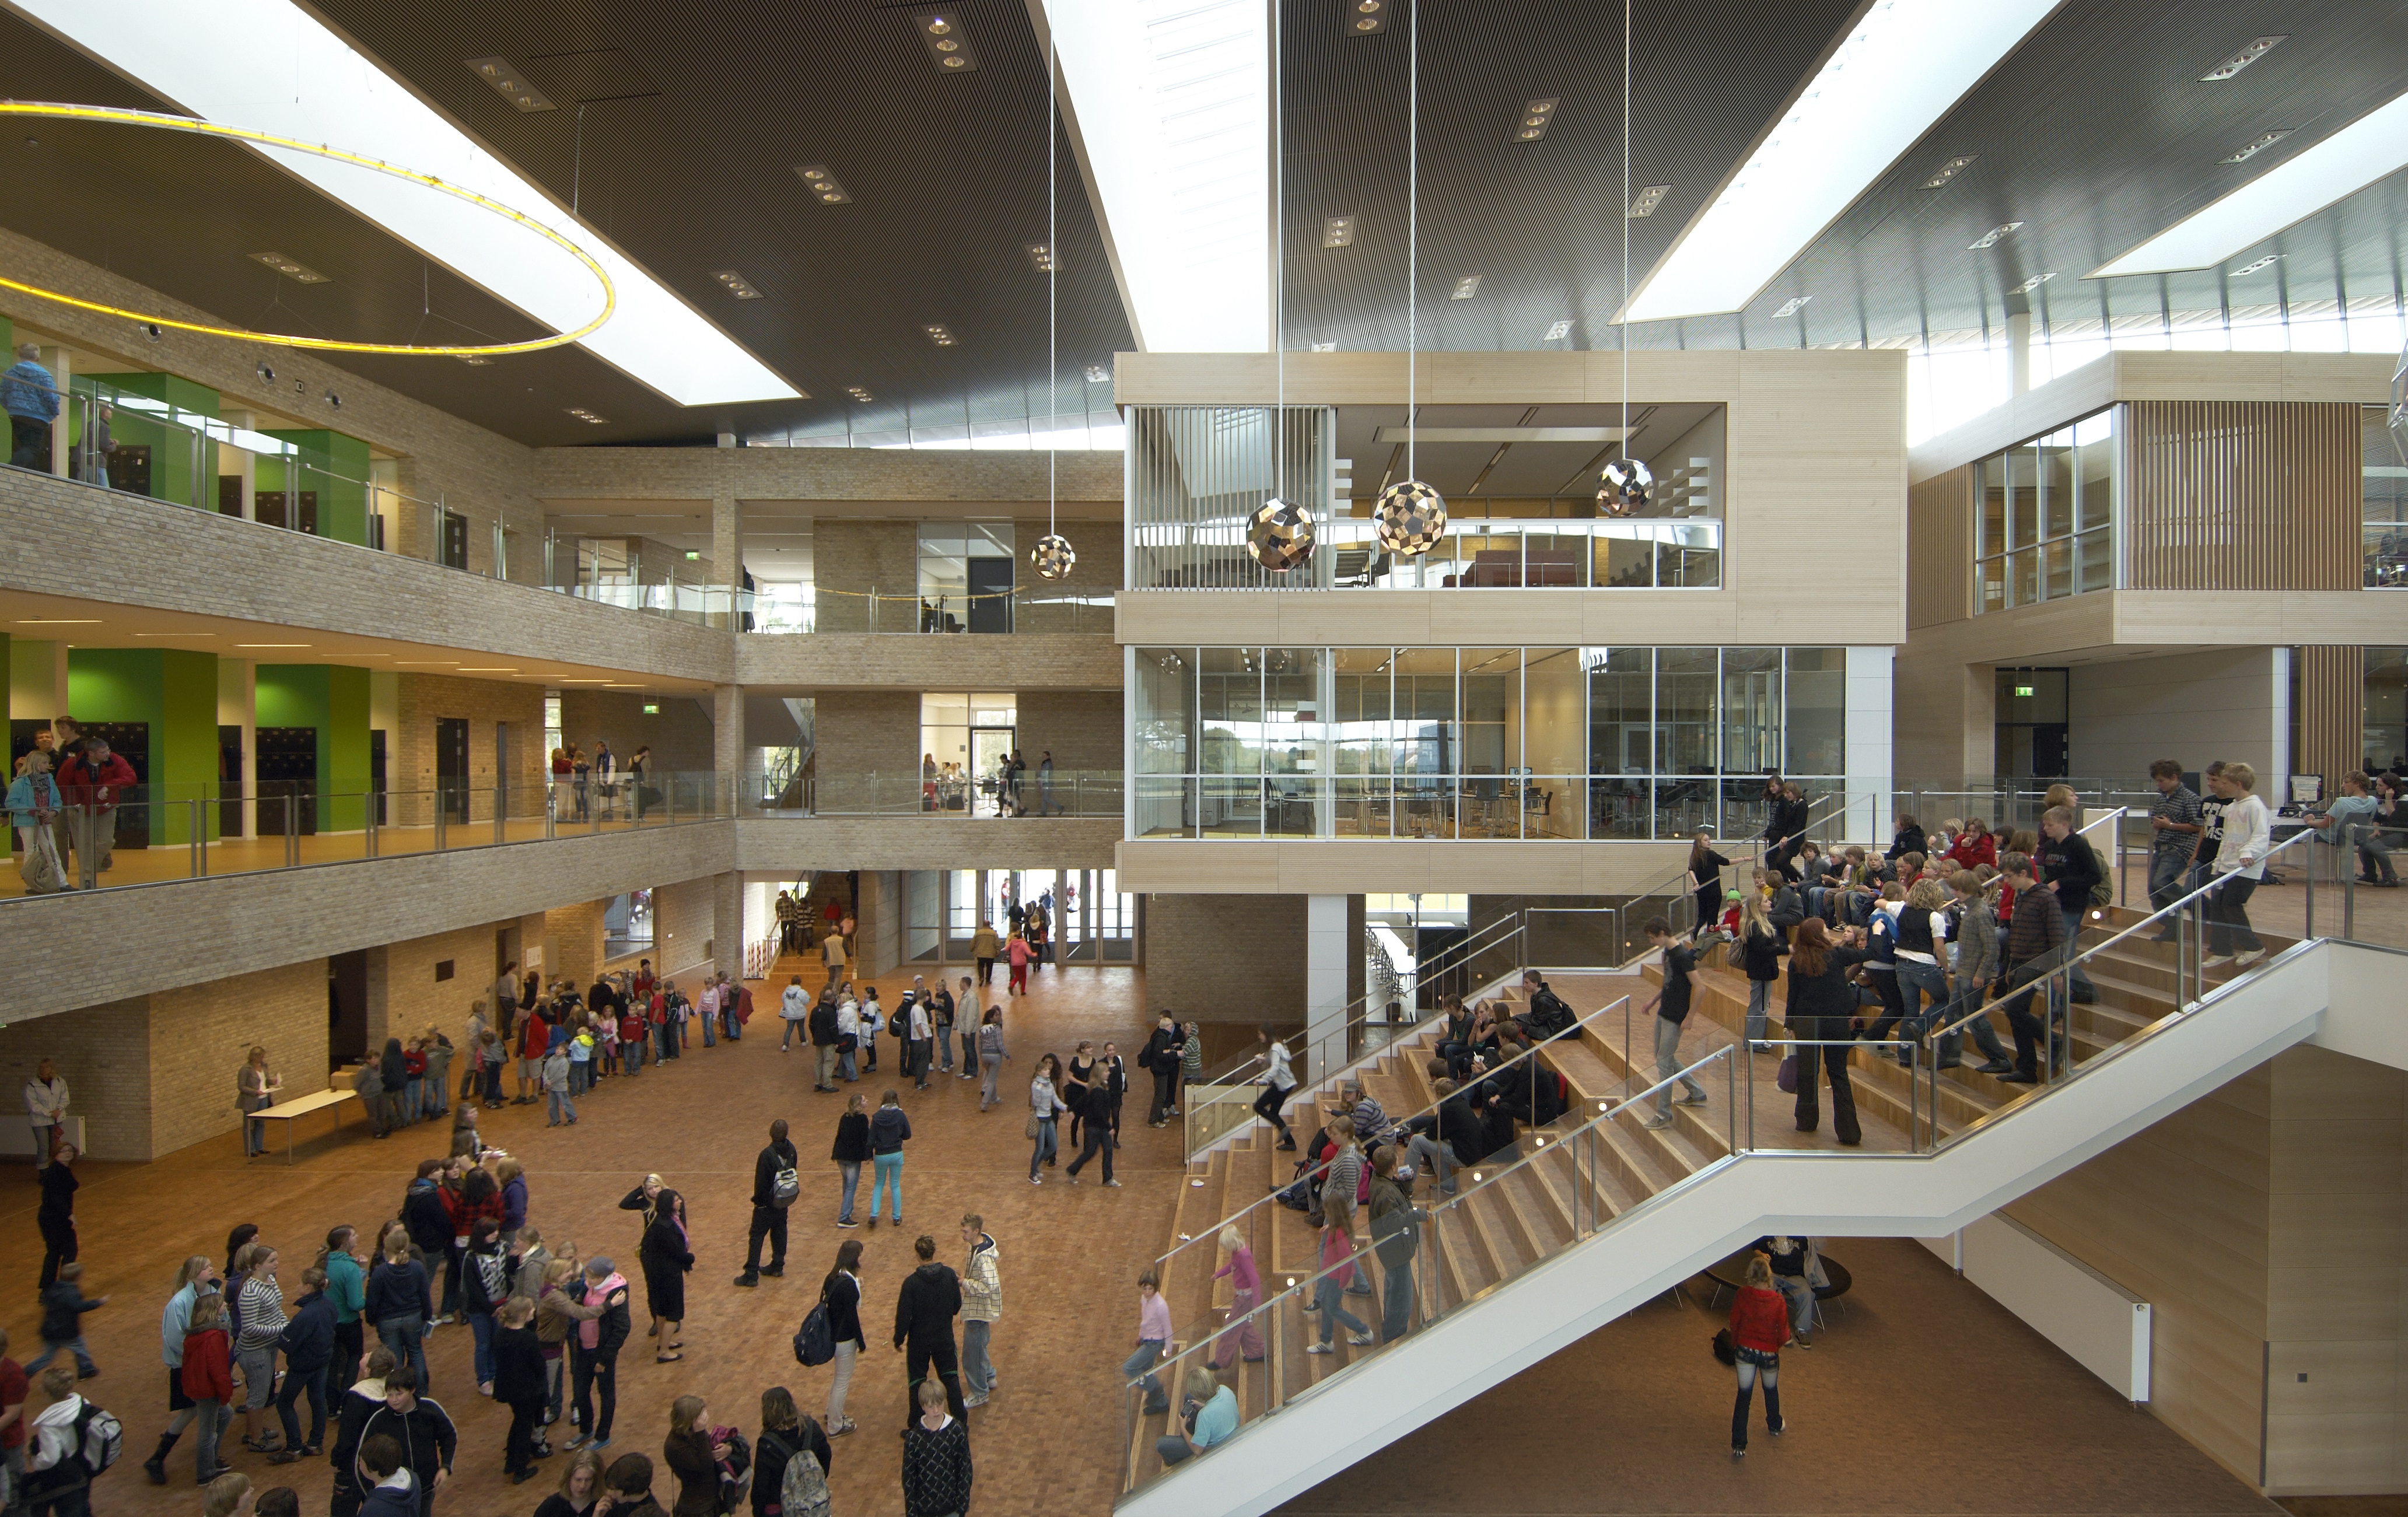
[2125,402,2361,591]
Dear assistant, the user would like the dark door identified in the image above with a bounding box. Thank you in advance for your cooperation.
[328,950,369,1068]
[370,729,388,826]
[76,720,150,850]
[218,724,244,836]
[436,717,470,822]
[257,726,319,835]
[256,491,287,530]
[440,511,469,570]
[106,443,151,496]
[967,556,1014,633]
[218,476,242,516]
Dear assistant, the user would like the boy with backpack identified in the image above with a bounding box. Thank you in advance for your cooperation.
[22,1361,121,1513]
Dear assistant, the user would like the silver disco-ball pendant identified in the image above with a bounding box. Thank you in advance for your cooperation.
[1373,478,1448,556]
[1246,496,1315,572]
[1597,456,1653,516]
[1030,532,1076,581]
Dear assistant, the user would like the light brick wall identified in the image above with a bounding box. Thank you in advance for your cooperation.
[734,633,1118,690]
[392,673,547,826]
[382,922,516,1055]
[732,817,1120,870]
[534,446,1124,506]
[813,690,921,787]
[1144,895,1308,1028]
[1014,689,1123,777]
[148,961,329,1157]
[1010,516,1122,627]
[557,692,716,777]
[813,522,919,633]
[652,878,718,986]
[854,870,902,980]
[0,997,152,1161]
[546,901,608,989]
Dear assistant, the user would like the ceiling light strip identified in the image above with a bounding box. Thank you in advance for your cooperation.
[1622,0,2064,323]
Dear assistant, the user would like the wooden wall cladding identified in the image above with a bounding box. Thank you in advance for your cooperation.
[2297,644,2366,780]
[2126,402,2362,591]
[1908,464,1973,629]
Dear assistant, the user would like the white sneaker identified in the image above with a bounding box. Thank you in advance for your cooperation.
[2202,954,2234,968]
[2234,949,2265,967]
[1305,1343,1333,1354]
[1346,1332,1374,1346]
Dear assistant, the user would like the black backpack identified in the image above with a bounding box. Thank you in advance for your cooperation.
[1524,986,1577,1040]
[793,1295,835,1367]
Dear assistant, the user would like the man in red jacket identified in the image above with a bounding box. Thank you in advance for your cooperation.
[56,735,136,878]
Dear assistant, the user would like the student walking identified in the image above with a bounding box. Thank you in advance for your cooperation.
[1252,1027,1297,1147]
[819,1240,865,1437]
[1028,1056,1065,1183]
[1726,1254,1790,1458]
[1206,1226,1265,1368]
[898,1378,972,1517]
[34,1144,78,1291]
[1064,1065,1119,1186]
[1306,1192,1375,1355]
[956,976,979,1077]
[1639,919,1709,1128]
[560,1259,629,1454]
[831,1095,870,1228]
[2205,763,2272,968]
[31,1260,103,1379]
[970,920,998,986]
[1141,1012,1180,1127]
[779,976,810,1054]
[734,1119,799,1287]
[958,1218,1000,1407]
[892,1234,966,1428]
[866,1091,912,1227]
[976,1008,1009,1111]
[618,1181,693,1362]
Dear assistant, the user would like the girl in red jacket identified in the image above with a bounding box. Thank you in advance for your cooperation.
[1948,817,1999,872]
[1727,1255,1789,1457]
[181,1292,236,1483]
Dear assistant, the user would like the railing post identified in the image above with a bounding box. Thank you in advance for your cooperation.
[494,783,506,846]
[286,793,299,868]
[366,793,379,858]
[2304,849,2316,940]
[2343,824,2358,941]
[435,790,448,852]
[190,798,205,878]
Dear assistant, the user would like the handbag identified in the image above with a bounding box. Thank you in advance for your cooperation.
[1024,1110,1041,1140]
[1711,1327,1736,1367]
[1776,1053,1798,1094]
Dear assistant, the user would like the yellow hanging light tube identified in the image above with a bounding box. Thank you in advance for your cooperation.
[0,100,614,358]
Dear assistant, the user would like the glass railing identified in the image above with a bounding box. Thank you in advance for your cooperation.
[0,771,730,902]
[741,769,1122,818]
[1128,773,1867,843]
[1121,821,2385,1501]
[1130,513,1721,591]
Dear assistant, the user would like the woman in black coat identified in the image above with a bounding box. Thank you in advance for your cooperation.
[1783,919,1874,1146]
[1686,832,1734,934]
[619,1178,694,1360]
[376,1037,408,1138]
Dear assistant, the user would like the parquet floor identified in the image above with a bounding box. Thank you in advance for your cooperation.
[0,955,1178,1515]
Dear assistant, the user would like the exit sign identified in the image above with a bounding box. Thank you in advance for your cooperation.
[643,702,660,714]
[2013,684,2035,697]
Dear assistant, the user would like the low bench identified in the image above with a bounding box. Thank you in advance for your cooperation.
[252,1088,358,1164]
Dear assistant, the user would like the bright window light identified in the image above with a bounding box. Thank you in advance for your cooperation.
[1623,0,2063,323]
[2091,92,2408,278]
[1040,0,1268,352]
[26,0,798,408]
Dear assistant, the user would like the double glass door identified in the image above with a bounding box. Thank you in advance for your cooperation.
[903,868,1141,964]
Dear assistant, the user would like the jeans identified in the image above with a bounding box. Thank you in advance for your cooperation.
[546,1353,565,1424]
[1732,1357,1783,1449]
[1312,1275,1370,1344]
[839,1046,858,1081]
[376,1313,428,1392]
[1121,1340,1166,1410]
[2001,972,2067,1078]
[1947,983,2010,1064]
[2207,872,2263,955]
[937,1027,955,1071]
[1158,1434,1202,1466]
[547,1088,576,1124]
[190,1398,226,1480]
[244,1094,273,1156]
[27,1334,95,1378]
[871,1151,904,1221]
[1744,979,1772,1045]
[815,1044,839,1087]
[979,1053,1003,1109]
[621,1046,640,1077]
[2060,899,2094,995]
[1029,1116,1058,1179]
[961,1319,992,1396]
[1896,959,1951,1060]
[2147,848,2190,915]
[1405,1133,1454,1192]
[570,1346,617,1444]
[1066,1122,1114,1182]
[1653,1014,1706,1116]
[836,1161,862,1223]
[961,1029,978,1073]
[699,1012,716,1047]
[404,1077,424,1124]
[275,1361,327,1449]
[470,1310,496,1386]
[1380,1256,1415,1343]
[1770,1273,1815,1336]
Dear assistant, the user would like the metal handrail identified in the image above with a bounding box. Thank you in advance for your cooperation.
[1154,992,1633,1279]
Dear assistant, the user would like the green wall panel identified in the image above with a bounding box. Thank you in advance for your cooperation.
[85,373,221,511]
[260,429,372,546]
[256,664,372,831]
[65,647,219,842]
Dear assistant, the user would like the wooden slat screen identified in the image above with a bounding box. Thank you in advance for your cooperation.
[1908,463,1973,628]
[2296,644,2366,780]
[2125,402,2361,591]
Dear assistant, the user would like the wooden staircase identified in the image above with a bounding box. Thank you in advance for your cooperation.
[1130,906,2297,1495]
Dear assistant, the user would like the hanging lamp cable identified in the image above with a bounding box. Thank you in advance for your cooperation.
[1620,0,1632,464]
[1048,28,1058,538]
[1274,0,1284,505]
[1407,0,1418,483]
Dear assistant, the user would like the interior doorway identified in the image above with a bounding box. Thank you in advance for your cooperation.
[1994,667,2070,779]
[436,717,469,822]
[327,950,368,1067]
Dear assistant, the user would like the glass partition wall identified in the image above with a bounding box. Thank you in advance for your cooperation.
[1975,407,2119,612]
[1133,645,1847,840]
[2366,405,2407,588]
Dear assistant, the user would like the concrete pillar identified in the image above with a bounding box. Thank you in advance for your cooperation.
[712,477,744,629]
[713,870,747,983]
[715,682,746,811]
[363,944,390,1050]
[37,346,68,477]
[1306,894,1350,1084]
[224,410,258,520]
[2008,310,2032,395]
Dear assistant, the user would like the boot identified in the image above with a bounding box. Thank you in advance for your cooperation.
[145,1430,181,1484]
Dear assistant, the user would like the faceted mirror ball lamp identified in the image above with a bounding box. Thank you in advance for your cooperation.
[1597,456,1652,517]
[1030,532,1076,580]
[1374,478,1447,555]
[1247,496,1315,571]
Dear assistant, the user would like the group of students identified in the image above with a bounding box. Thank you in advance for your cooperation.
[5,717,140,895]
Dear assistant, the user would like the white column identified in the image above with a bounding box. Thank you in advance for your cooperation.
[1306,894,1350,1082]
[2008,310,2032,395]
[1846,645,1896,842]
[37,346,68,477]
[224,409,257,520]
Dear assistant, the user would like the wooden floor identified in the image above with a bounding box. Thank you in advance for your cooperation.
[0,954,1178,1516]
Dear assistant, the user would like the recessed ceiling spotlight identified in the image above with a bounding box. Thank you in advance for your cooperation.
[1968,220,2023,250]
[2200,35,2287,82]
[1514,96,1560,143]
[796,165,852,204]
[2010,271,2054,295]
[454,354,491,366]
[2232,254,2282,276]
[1026,243,1055,272]
[1451,275,1482,300]
[250,251,328,283]
[1919,154,1978,190]
[845,386,874,402]
[1083,365,1109,383]
[911,11,980,71]
[712,269,764,299]
[1323,215,1356,248]
[566,407,610,425]
[464,57,555,111]
[1543,319,1572,341]
[1310,341,1336,352]
[924,324,957,346]
[1349,0,1387,34]
[2221,129,2291,164]
[1770,295,1811,318]
[1626,183,1670,218]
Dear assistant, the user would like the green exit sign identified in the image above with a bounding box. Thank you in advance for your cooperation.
[2014,684,2035,697]
[642,703,660,714]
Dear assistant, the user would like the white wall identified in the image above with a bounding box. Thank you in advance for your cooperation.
[2068,649,2281,780]
[1846,645,1896,837]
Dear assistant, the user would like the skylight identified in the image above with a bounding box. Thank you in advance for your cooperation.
[23,0,798,408]
[1038,0,1269,352]
[1622,0,2063,324]
[2091,91,2408,279]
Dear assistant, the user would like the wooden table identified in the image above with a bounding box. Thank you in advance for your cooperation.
[252,1088,358,1164]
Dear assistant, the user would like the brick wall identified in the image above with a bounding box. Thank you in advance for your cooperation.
[0,997,152,1161]
[147,961,330,1157]
[1144,894,1308,1027]
[854,870,902,979]
[735,633,1118,690]
[813,690,921,789]
[546,901,608,989]
[813,522,918,633]
[652,877,718,987]
[1011,516,1123,626]
[1014,689,1122,777]
[534,446,1124,506]
[391,673,547,825]
[557,692,718,777]
[732,817,1119,870]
